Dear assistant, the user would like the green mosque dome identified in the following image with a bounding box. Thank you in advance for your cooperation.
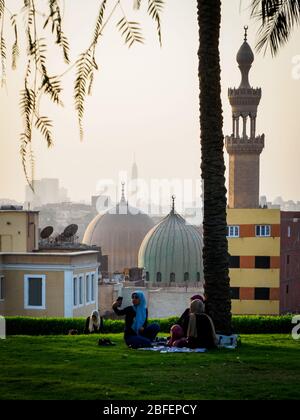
[138,198,204,284]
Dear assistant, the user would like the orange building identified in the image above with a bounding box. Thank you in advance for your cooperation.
[227,209,280,315]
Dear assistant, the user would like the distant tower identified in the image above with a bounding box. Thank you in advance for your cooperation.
[130,154,139,204]
[225,26,265,209]
[131,153,138,183]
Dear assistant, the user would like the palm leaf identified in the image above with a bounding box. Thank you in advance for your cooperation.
[44,0,70,64]
[0,0,4,19]
[117,17,144,48]
[11,14,19,70]
[93,0,108,44]
[0,36,6,87]
[74,49,98,140]
[147,0,164,46]
[35,116,54,147]
[251,0,300,56]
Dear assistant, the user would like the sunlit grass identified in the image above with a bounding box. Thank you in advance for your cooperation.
[0,334,299,400]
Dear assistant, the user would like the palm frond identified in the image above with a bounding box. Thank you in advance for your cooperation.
[41,74,63,105]
[20,132,33,190]
[30,37,47,74]
[11,14,19,70]
[251,0,300,56]
[44,0,70,64]
[0,0,5,18]
[93,0,107,45]
[74,49,98,140]
[20,87,35,134]
[133,0,142,10]
[88,71,94,96]
[117,17,144,48]
[35,116,54,147]
[0,36,6,87]
[147,0,164,46]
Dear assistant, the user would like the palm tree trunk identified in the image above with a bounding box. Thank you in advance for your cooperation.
[197,0,232,334]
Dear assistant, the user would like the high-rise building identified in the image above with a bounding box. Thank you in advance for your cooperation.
[25,178,69,208]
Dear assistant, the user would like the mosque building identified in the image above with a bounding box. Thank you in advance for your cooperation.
[83,184,155,275]
[138,196,203,285]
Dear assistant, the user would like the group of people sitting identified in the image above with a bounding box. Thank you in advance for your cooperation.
[83,290,218,350]
[111,291,218,350]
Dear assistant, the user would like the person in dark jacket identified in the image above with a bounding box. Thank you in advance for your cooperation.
[177,294,205,335]
[112,291,160,348]
[185,299,218,350]
[84,310,104,334]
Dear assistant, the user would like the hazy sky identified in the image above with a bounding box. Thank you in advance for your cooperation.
[0,0,299,204]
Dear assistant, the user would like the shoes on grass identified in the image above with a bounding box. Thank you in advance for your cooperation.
[98,338,116,346]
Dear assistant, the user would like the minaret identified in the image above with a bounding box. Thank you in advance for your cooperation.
[225,26,265,209]
[116,182,128,214]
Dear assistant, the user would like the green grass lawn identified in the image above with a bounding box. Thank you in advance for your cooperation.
[0,334,299,400]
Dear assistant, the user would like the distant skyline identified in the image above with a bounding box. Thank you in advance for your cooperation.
[0,0,299,204]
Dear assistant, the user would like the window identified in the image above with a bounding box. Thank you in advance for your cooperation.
[184,272,189,282]
[286,285,289,294]
[145,272,150,282]
[79,275,83,306]
[0,276,4,301]
[24,275,46,309]
[86,273,90,304]
[255,256,270,269]
[230,287,240,300]
[229,256,240,268]
[288,226,291,238]
[156,272,162,282]
[227,226,240,238]
[170,272,175,282]
[197,272,201,282]
[255,288,270,300]
[287,255,290,265]
[73,277,78,307]
[91,273,95,302]
[256,225,271,237]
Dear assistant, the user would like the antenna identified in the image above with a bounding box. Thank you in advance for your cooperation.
[40,226,54,239]
[63,224,78,238]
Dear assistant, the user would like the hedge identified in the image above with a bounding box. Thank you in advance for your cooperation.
[3,315,296,336]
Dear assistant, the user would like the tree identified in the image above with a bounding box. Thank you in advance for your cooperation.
[197,0,232,335]
[251,0,300,56]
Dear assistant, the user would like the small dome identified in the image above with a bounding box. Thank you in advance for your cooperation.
[236,41,254,66]
[138,207,204,284]
[83,198,154,273]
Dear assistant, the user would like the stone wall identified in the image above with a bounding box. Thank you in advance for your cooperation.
[116,285,204,319]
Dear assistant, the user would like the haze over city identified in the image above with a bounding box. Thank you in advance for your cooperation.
[0,0,299,205]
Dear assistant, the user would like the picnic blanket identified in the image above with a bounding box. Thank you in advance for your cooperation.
[137,334,240,352]
[137,346,207,353]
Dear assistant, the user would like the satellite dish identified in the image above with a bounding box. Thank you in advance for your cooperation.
[63,224,78,238]
[40,226,54,239]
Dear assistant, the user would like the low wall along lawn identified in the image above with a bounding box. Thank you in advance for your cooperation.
[4,315,295,335]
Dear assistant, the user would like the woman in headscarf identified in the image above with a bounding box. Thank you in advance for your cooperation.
[177,294,205,335]
[84,310,104,334]
[185,299,218,349]
[112,291,160,348]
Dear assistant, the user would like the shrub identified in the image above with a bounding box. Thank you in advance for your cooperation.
[4,315,295,336]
